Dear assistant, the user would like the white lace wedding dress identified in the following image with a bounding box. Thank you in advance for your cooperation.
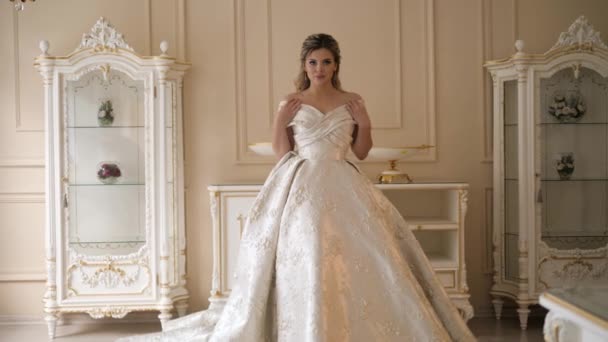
[118,103,476,341]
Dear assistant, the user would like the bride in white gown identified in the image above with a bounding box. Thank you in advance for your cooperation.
[118,33,476,342]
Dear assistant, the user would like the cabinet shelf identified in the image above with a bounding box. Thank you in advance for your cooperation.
[68,183,145,187]
[412,230,458,268]
[67,125,145,129]
[425,253,458,268]
[405,217,458,230]
[69,240,145,245]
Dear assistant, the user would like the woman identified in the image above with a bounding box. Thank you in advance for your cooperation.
[119,33,476,342]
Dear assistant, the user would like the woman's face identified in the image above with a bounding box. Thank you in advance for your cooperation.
[304,48,337,87]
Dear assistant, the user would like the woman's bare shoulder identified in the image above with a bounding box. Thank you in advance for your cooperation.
[278,92,302,109]
[283,92,303,101]
[342,91,363,102]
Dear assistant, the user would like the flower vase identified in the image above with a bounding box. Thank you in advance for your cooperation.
[548,91,586,123]
[97,99,115,126]
[97,110,114,126]
[555,153,574,180]
[97,162,122,184]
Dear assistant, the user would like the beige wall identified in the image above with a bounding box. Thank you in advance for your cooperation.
[1,0,607,320]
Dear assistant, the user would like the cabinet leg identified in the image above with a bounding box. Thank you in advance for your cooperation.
[175,300,188,317]
[159,309,172,330]
[517,303,530,330]
[45,312,58,339]
[492,297,504,320]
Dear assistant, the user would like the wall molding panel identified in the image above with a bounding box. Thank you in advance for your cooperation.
[234,0,275,164]
[481,0,493,162]
[175,0,187,61]
[0,193,44,203]
[235,0,437,164]
[11,10,33,132]
[145,0,152,55]
[0,272,45,282]
[422,0,437,161]
[0,159,44,168]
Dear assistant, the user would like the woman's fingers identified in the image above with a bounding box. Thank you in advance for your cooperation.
[290,99,301,114]
[281,98,300,120]
[347,99,361,114]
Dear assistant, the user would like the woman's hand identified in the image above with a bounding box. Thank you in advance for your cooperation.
[346,96,372,160]
[272,96,301,159]
[345,98,371,128]
[276,97,302,127]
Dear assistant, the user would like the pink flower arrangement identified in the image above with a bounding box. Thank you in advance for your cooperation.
[97,163,121,184]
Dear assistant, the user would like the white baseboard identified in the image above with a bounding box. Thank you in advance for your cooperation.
[0,158,44,168]
[0,315,45,325]
[0,312,162,326]
[0,272,46,282]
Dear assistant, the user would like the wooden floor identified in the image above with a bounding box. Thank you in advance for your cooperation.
[469,316,545,342]
[0,316,544,341]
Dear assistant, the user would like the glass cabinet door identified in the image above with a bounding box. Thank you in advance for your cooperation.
[539,67,608,250]
[66,69,146,256]
[503,80,519,281]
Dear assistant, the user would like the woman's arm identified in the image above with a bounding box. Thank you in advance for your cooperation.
[272,97,301,159]
[346,95,373,160]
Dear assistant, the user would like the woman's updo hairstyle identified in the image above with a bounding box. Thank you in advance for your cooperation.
[295,33,342,91]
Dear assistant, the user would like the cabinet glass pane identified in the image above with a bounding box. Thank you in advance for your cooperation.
[68,70,144,128]
[503,80,519,281]
[67,127,145,185]
[66,69,146,256]
[539,68,608,250]
[68,185,145,255]
[540,125,606,180]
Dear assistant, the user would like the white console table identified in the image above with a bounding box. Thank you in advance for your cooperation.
[540,288,608,342]
[207,182,474,321]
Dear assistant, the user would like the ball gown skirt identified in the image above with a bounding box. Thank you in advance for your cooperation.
[117,103,476,341]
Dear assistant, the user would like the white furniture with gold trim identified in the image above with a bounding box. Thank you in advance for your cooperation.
[540,288,608,342]
[485,16,608,330]
[207,182,473,321]
[36,18,190,338]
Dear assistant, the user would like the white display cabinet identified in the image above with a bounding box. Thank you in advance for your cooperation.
[36,18,190,338]
[485,16,608,329]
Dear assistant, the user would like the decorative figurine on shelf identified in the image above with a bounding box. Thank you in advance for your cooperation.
[97,162,121,184]
[367,145,434,184]
[556,153,574,180]
[97,99,114,126]
[548,91,586,123]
